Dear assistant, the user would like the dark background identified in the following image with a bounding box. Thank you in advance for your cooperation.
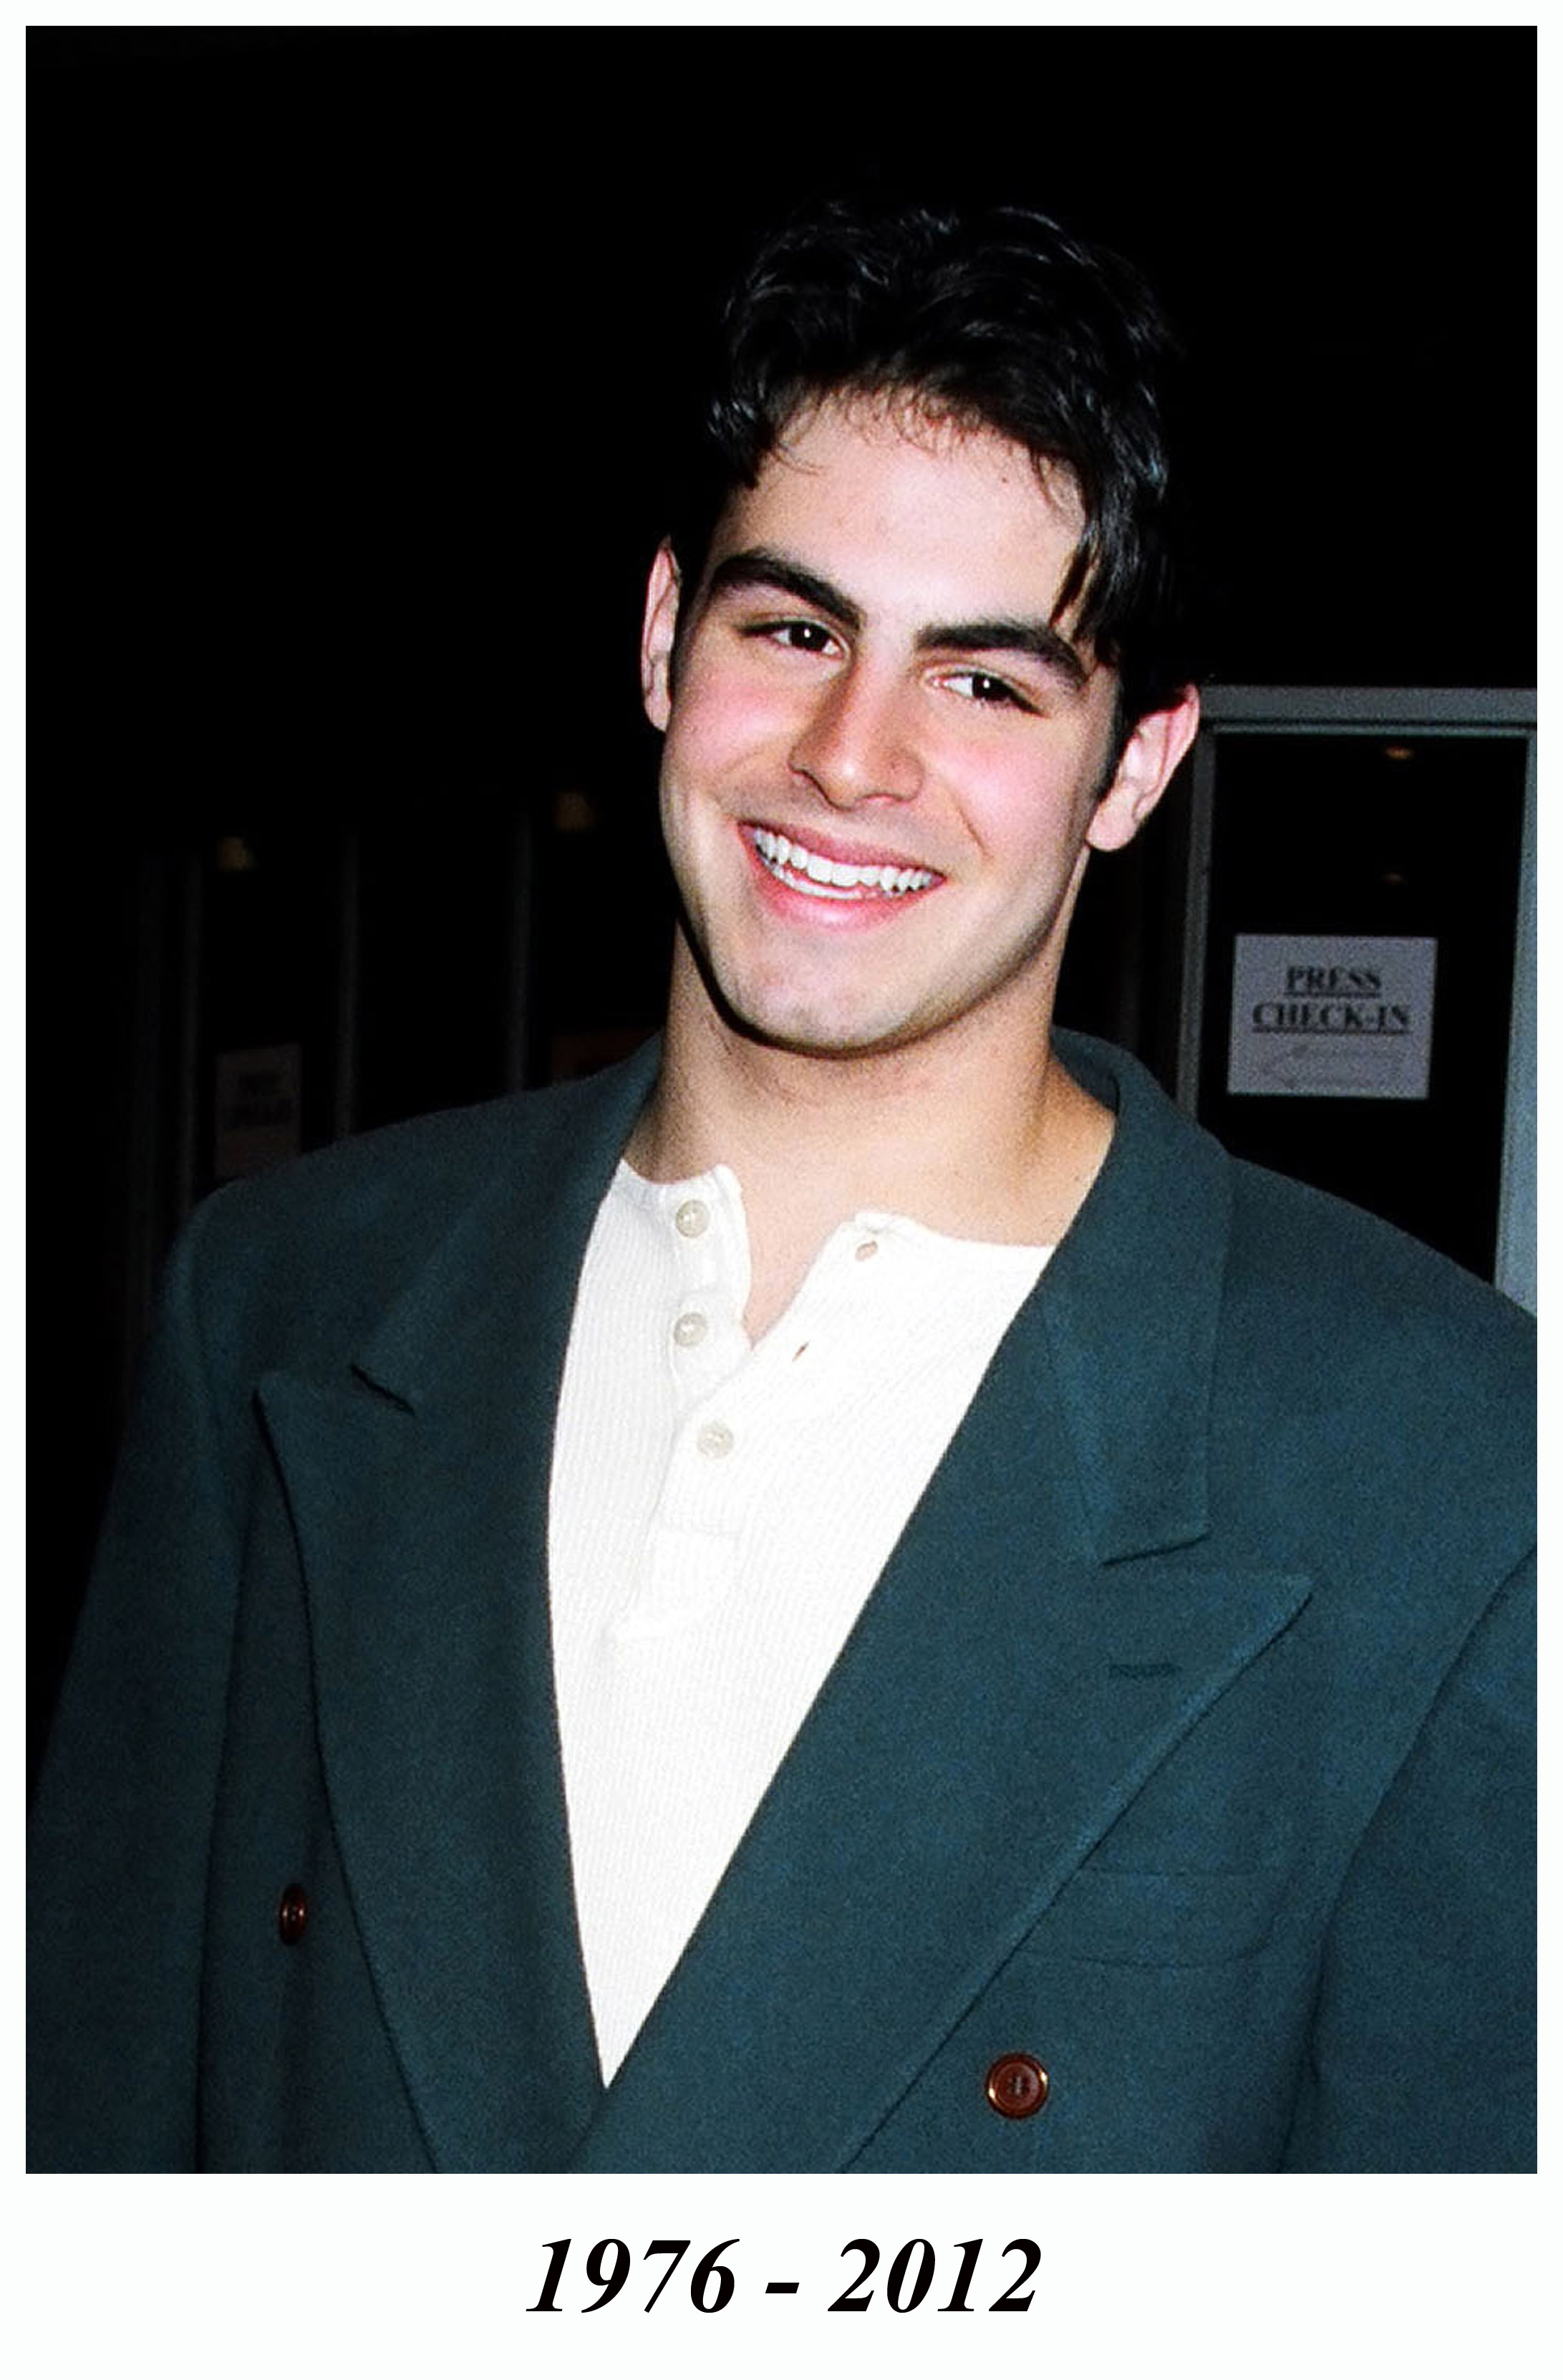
[29,27,1535,1776]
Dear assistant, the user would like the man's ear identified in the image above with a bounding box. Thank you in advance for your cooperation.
[1086,685,1201,853]
[641,541,683,730]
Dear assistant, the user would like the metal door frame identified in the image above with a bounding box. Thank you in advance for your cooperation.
[1179,687,1537,1311]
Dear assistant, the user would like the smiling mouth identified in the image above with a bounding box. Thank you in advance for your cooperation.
[749,826,941,901]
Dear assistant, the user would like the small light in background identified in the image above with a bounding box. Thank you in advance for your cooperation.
[215,835,258,873]
[1382,745,1415,763]
[553,789,599,835]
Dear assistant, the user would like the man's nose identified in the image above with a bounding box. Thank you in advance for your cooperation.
[787,664,922,808]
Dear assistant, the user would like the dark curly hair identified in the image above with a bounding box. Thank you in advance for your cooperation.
[665,198,1198,730]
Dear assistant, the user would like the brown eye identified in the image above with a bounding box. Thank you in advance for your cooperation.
[952,669,1030,710]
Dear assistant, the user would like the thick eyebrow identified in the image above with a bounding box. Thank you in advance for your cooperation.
[914,617,1090,692]
[702,547,863,633]
[701,545,1091,692]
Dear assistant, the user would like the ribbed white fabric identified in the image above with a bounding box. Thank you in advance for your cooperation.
[546,1158,1051,2083]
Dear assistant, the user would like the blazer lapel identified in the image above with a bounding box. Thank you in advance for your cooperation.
[569,1035,1312,2171]
[256,1047,658,2171]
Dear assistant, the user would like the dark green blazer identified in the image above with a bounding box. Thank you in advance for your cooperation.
[28,1035,1534,2171]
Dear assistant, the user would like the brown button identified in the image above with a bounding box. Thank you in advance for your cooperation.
[985,2051,1049,2119]
[277,1883,309,1945]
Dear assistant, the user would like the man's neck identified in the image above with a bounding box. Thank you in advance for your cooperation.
[625,959,1115,1339]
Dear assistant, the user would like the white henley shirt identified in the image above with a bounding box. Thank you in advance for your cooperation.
[547,1158,1051,2081]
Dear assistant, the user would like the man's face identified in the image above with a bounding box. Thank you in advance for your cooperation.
[642,397,1195,1066]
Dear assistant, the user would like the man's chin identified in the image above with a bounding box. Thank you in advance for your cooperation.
[717,988,931,1063]
[679,927,941,1060]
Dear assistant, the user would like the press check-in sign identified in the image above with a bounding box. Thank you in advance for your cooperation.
[1226,935,1438,1099]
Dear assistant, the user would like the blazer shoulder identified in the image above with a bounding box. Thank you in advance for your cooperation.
[172,1045,659,1370]
[1224,1152,1534,1381]
[1213,1154,1533,1569]
[1063,1027,1532,1409]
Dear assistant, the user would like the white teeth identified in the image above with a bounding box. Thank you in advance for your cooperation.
[750,828,937,899]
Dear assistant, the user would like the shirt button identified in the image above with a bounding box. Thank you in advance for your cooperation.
[984,2051,1049,2119]
[673,1310,708,1348]
[696,1419,735,1459]
[674,1198,710,1238]
[277,1883,309,1946]
[855,1237,879,1262]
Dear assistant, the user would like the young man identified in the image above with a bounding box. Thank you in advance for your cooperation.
[29,203,1534,2172]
